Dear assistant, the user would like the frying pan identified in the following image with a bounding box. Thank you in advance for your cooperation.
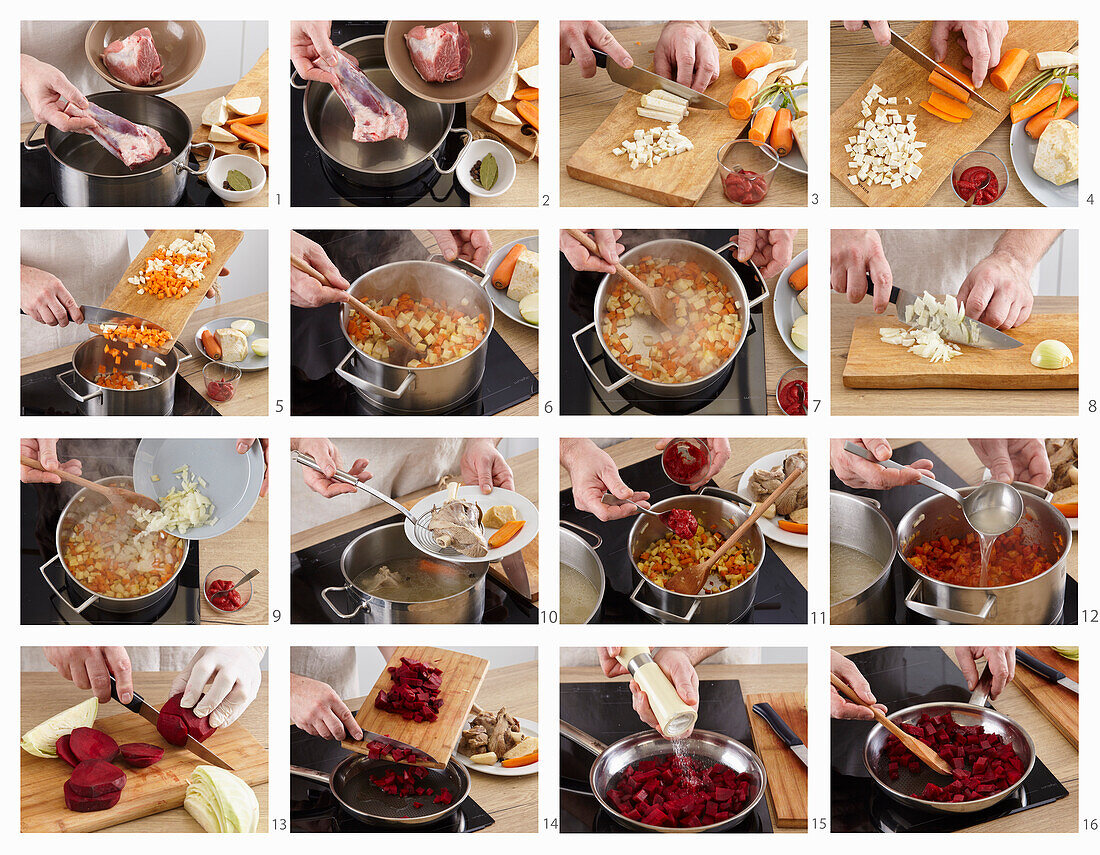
[291,754,471,828]
[862,667,1036,814]
[560,722,766,833]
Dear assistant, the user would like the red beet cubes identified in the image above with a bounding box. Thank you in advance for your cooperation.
[605,756,757,829]
[374,657,443,722]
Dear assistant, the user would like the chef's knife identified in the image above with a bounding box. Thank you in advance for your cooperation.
[865,274,1022,350]
[80,305,168,335]
[751,702,808,767]
[591,49,729,110]
[345,728,437,765]
[1016,650,1079,694]
[109,676,235,770]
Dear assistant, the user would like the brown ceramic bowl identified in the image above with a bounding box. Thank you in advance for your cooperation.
[85,21,206,94]
[383,21,518,103]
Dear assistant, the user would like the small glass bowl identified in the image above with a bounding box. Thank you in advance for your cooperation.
[776,365,808,416]
[204,565,253,613]
[661,438,711,485]
[203,361,241,403]
[717,139,779,206]
[951,150,1009,205]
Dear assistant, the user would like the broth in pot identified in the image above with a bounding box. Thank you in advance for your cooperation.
[830,542,886,605]
[560,563,599,623]
[353,556,480,602]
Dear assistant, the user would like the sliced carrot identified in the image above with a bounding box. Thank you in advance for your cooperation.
[1010,83,1063,123]
[491,244,525,290]
[1052,501,1078,518]
[928,71,969,103]
[731,41,773,78]
[488,519,525,548]
[727,78,759,120]
[501,751,538,768]
[928,92,973,120]
[515,100,539,129]
[938,63,975,89]
[228,122,268,150]
[919,101,963,123]
[1025,97,1078,139]
[788,264,807,291]
[513,87,539,101]
[769,107,793,155]
[989,48,1029,92]
[777,520,807,534]
[749,107,776,144]
[232,111,268,125]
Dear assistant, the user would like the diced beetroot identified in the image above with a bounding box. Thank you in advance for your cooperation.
[64,780,123,812]
[67,760,126,798]
[375,658,444,723]
[157,693,217,746]
[56,734,80,768]
[118,743,165,768]
[69,727,120,763]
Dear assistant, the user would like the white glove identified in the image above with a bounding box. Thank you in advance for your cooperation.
[170,646,265,728]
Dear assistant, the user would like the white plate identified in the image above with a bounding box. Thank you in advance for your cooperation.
[981,468,1077,531]
[404,485,539,563]
[765,86,808,175]
[737,449,808,549]
[194,317,269,371]
[452,718,539,777]
[1009,76,1078,207]
[132,438,265,540]
[485,235,539,329]
[773,249,808,364]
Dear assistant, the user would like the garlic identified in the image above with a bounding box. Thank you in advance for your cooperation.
[1030,339,1073,369]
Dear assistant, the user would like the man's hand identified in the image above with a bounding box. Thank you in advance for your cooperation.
[831,439,935,490]
[655,21,719,92]
[291,21,342,86]
[461,438,515,494]
[956,251,1034,329]
[955,647,1016,699]
[290,673,364,741]
[843,21,891,46]
[561,439,649,521]
[291,437,370,498]
[969,439,1051,487]
[237,439,269,497]
[830,651,887,720]
[20,438,82,484]
[430,230,492,268]
[735,230,796,278]
[830,229,892,312]
[560,229,624,274]
[20,55,95,132]
[21,265,84,326]
[291,231,352,307]
[44,647,133,703]
[654,438,730,490]
[560,21,633,77]
[931,21,1008,89]
[600,647,701,736]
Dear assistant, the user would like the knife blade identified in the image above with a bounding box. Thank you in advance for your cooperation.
[1016,650,1079,694]
[876,23,997,112]
[344,728,437,765]
[109,676,235,770]
[591,49,728,110]
[80,305,166,334]
[751,702,808,767]
[865,274,1022,350]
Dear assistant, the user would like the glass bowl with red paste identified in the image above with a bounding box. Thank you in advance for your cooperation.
[951,150,1008,205]
[204,565,252,612]
[776,366,808,416]
[204,361,241,403]
[662,438,711,486]
[717,139,778,206]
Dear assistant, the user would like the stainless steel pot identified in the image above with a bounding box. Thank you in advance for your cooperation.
[40,476,188,614]
[572,239,768,398]
[830,491,897,624]
[335,256,494,413]
[897,482,1070,625]
[559,521,606,624]
[321,523,488,623]
[24,91,213,207]
[292,35,472,188]
[59,336,192,416]
[627,487,765,624]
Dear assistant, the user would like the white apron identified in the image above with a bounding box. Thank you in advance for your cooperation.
[21,22,101,123]
[880,230,1039,297]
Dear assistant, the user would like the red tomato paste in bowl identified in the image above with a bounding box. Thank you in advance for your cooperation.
[954,166,1000,205]
[662,439,710,485]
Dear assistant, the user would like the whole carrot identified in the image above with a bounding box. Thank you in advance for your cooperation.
[749,107,776,145]
[1025,97,1078,138]
[769,107,793,156]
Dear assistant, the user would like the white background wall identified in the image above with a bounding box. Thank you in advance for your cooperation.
[357,647,537,690]
[1037,230,1079,295]
[177,21,267,94]
[127,230,267,301]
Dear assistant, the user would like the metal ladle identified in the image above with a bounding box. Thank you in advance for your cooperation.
[843,442,1023,536]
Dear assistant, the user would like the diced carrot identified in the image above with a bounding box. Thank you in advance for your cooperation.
[989,48,1029,91]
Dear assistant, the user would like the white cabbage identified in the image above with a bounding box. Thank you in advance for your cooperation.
[20,697,98,758]
[184,765,259,833]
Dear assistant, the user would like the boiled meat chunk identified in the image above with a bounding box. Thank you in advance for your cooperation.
[404,22,471,83]
[317,51,408,142]
[749,451,808,517]
[64,101,169,169]
[428,481,487,557]
[102,27,163,86]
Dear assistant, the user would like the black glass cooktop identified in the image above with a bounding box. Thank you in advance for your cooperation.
[21,362,219,417]
[560,678,773,833]
[560,230,769,415]
[831,646,1069,833]
[831,442,1078,625]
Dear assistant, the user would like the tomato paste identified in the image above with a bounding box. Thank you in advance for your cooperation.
[722,169,768,205]
[778,378,808,415]
[206,579,243,611]
[662,439,710,484]
[206,378,235,402]
[953,166,1000,205]
[666,508,699,539]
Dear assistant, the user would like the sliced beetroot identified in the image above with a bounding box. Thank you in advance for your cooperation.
[64,780,123,812]
[374,657,444,722]
[56,733,80,768]
[69,727,120,762]
[67,759,126,798]
[118,743,164,768]
[156,693,217,746]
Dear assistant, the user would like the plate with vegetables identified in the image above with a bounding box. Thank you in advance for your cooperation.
[773,250,808,364]
[737,448,808,548]
[454,714,539,777]
[404,484,539,563]
[195,317,269,371]
[485,235,538,329]
[1009,69,1078,208]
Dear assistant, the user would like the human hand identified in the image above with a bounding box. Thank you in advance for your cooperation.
[955,647,1016,699]
[236,439,269,497]
[831,439,935,490]
[843,21,891,46]
[968,439,1051,487]
[734,230,797,278]
[291,21,343,86]
[600,647,700,735]
[931,21,1008,89]
[292,438,370,498]
[44,646,133,703]
[430,230,492,268]
[830,651,887,720]
[956,251,1034,329]
[291,231,352,307]
[290,673,363,740]
[169,646,263,728]
[560,21,633,77]
[560,229,624,274]
[20,438,82,484]
[21,265,84,326]
[655,21,719,92]
[830,229,892,313]
[20,55,95,132]
[654,438,730,490]
[561,439,650,521]
[461,438,515,494]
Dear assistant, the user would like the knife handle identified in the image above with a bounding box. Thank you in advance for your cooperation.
[865,273,901,307]
[591,48,609,69]
[109,674,147,714]
[1016,650,1065,683]
[752,702,803,747]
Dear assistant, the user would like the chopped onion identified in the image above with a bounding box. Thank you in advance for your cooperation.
[130,465,216,535]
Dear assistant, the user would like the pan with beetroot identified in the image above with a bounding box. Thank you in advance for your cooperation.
[559,722,766,833]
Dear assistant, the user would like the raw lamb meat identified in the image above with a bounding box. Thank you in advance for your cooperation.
[404,22,471,83]
[64,101,170,169]
[102,27,164,86]
[319,52,408,142]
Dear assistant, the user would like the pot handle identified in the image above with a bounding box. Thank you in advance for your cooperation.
[904,577,996,625]
[700,485,760,507]
[290,764,332,784]
[571,321,633,393]
[173,339,193,365]
[629,578,699,624]
[57,369,102,404]
[178,142,215,176]
[559,720,608,757]
[714,240,770,309]
[24,122,48,151]
[428,126,472,175]
[335,349,415,400]
[560,519,603,549]
[843,493,882,510]
[427,253,488,282]
[1010,480,1054,503]
[39,555,98,614]
[320,584,364,620]
[289,67,308,90]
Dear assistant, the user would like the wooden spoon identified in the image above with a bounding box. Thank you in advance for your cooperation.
[565,229,677,329]
[665,465,803,596]
[20,456,160,512]
[829,674,953,776]
[290,254,420,360]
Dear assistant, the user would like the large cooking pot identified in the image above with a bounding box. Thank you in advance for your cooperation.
[896,482,1070,625]
[627,487,765,624]
[59,336,192,416]
[830,491,897,624]
[292,35,473,188]
[321,523,488,623]
[560,521,606,624]
[335,256,494,413]
[24,91,213,207]
[572,238,769,398]
[40,476,188,614]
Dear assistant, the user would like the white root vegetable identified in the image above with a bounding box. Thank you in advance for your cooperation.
[746,58,796,87]
[1035,50,1078,70]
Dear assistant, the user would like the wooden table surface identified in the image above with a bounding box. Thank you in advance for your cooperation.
[199,485,269,625]
[831,293,1078,415]
[830,20,1048,207]
[20,671,268,833]
[561,438,808,588]
[344,659,538,832]
[560,21,809,207]
[834,646,1077,832]
[561,662,806,833]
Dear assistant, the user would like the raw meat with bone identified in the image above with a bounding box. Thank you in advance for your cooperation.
[316,51,408,142]
[64,101,170,169]
[102,27,163,86]
[404,22,471,83]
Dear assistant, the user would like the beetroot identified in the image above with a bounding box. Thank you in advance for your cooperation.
[67,760,126,798]
[363,739,429,764]
[56,734,80,768]
[374,657,444,722]
[64,780,123,812]
[118,743,165,768]
[69,727,120,762]
[370,764,430,797]
[156,693,217,746]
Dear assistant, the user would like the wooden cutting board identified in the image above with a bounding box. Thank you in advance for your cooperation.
[342,646,489,768]
[20,703,268,833]
[842,314,1078,389]
[1014,646,1078,748]
[744,692,807,828]
[192,49,269,166]
[488,536,539,603]
[831,21,1077,207]
[471,24,539,158]
[566,33,796,206]
[102,229,243,346]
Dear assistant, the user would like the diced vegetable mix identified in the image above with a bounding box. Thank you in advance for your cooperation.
[369,764,453,806]
[637,522,756,593]
[375,657,444,722]
[347,292,487,368]
[100,324,172,350]
[905,527,1057,588]
[605,755,756,828]
[94,369,150,390]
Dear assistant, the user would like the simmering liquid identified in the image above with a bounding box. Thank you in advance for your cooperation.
[352,557,478,603]
[560,563,599,623]
[830,542,885,605]
[965,508,1017,587]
